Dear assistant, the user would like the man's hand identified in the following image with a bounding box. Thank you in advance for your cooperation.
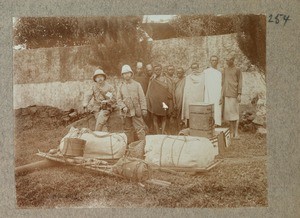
[237,94,241,103]
[142,109,148,117]
[122,107,128,114]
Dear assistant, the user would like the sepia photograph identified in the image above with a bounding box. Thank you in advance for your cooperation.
[13,14,267,208]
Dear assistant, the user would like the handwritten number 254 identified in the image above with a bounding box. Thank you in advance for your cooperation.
[268,14,291,26]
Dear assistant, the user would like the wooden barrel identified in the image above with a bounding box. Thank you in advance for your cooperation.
[189,103,215,138]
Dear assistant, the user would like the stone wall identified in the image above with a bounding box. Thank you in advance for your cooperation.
[13,45,95,84]
[151,33,251,72]
[14,80,92,111]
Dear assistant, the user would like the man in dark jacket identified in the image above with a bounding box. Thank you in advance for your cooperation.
[221,55,243,139]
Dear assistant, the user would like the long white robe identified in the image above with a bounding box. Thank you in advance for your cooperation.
[204,67,222,126]
[181,72,205,122]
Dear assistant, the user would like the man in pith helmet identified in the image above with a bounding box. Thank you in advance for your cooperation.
[117,64,148,140]
[83,68,117,131]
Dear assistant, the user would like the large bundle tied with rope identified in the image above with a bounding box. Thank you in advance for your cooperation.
[144,135,218,168]
[59,127,127,159]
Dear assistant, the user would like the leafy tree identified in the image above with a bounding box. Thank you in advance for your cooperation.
[14,17,78,48]
[13,16,152,74]
[170,15,266,73]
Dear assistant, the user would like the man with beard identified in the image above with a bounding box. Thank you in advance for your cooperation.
[204,55,223,126]
[146,63,173,134]
[117,64,148,140]
[83,69,117,131]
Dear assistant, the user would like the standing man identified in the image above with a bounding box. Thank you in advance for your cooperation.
[83,69,117,131]
[204,55,223,126]
[164,65,177,134]
[134,62,151,95]
[165,65,177,82]
[174,67,186,130]
[143,63,154,133]
[135,62,144,76]
[222,55,243,139]
[181,63,205,126]
[146,63,173,134]
[117,64,148,140]
[145,64,153,77]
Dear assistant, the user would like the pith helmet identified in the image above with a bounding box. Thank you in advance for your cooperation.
[93,69,107,82]
[121,65,133,74]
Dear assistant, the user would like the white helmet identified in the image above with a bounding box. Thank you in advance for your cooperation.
[121,65,133,75]
[93,69,106,82]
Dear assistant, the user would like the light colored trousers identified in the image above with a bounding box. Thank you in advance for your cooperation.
[124,116,146,140]
[94,110,111,131]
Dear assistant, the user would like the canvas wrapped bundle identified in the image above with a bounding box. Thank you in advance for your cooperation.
[144,135,218,168]
[59,127,127,159]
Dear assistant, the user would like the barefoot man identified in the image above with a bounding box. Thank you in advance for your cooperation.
[174,67,186,130]
[204,55,222,126]
[146,63,173,134]
[181,63,205,127]
[222,55,243,139]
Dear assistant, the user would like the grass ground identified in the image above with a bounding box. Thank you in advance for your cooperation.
[15,111,267,208]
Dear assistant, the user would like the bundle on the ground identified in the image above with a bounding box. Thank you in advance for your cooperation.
[59,127,127,159]
[144,135,218,168]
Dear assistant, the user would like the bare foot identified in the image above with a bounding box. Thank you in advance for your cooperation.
[232,136,240,140]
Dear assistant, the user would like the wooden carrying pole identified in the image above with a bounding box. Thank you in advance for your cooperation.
[15,159,60,175]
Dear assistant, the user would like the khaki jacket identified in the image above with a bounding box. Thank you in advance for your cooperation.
[83,81,116,112]
[117,79,147,117]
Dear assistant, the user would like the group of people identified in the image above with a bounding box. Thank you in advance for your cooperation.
[82,54,243,141]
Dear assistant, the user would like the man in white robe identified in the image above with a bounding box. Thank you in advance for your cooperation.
[181,63,205,126]
[204,55,223,126]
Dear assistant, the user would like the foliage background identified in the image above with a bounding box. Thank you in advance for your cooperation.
[14,15,266,74]
[14,17,151,74]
